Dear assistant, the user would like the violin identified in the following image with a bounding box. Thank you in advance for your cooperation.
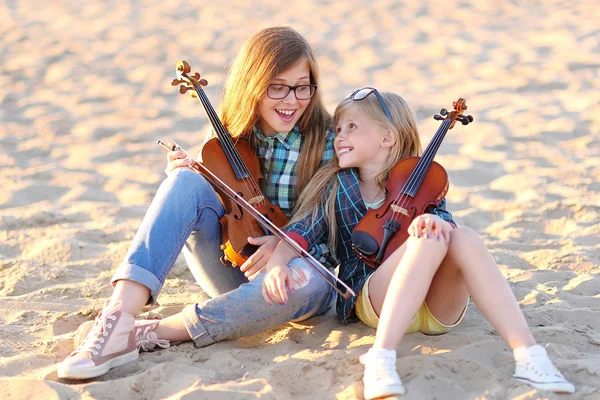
[351,99,474,268]
[171,61,288,268]
[157,138,355,300]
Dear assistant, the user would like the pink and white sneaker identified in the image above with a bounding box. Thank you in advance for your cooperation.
[74,317,170,352]
[57,301,138,380]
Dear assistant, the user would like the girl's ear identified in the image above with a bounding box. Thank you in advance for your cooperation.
[381,129,396,148]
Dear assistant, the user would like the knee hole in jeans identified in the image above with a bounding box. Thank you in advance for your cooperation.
[289,265,313,290]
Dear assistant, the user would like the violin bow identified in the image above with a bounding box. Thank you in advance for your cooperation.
[157,139,355,300]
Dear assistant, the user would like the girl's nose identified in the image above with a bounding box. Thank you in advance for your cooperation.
[282,88,298,103]
[335,129,348,140]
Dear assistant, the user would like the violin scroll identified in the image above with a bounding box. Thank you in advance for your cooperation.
[171,60,208,98]
[433,98,474,128]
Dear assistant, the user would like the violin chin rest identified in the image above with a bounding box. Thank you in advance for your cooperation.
[351,231,379,256]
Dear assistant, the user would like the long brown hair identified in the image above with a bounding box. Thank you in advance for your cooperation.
[220,26,330,191]
[288,92,421,252]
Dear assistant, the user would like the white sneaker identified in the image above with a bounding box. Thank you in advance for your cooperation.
[360,348,405,399]
[513,345,575,393]
[57,301,139,380]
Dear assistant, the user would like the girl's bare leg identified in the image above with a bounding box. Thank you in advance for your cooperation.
[368,235,453,349]
[370,226,534,351]
[109,280,152,316]
[425,227,535,349]
[154,313,193,341]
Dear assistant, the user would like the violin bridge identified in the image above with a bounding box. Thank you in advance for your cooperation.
[248,196,265,205]
[391,204,409,216]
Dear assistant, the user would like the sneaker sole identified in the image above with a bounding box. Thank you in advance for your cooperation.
[364,384,406,399]
[57,349,139,380]
[513,376,575,394]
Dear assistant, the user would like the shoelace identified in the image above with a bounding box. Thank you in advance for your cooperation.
[75,302,119,356]
[523,356,566,382]
[370,361,397,382]
[135,324,170,352]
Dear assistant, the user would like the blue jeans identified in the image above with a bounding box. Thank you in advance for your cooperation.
[111,168,247,299]
[183,257,335,347]
[111,169,334,345]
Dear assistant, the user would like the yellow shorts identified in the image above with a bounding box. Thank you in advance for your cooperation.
[355,274,468,335]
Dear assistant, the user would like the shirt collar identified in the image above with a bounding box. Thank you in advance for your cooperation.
[253,125,300,150]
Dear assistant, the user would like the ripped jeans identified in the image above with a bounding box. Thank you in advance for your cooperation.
[111,168,335,347]
[183,257,335,347]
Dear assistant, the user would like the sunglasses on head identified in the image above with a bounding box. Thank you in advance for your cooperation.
[349,87,393,122]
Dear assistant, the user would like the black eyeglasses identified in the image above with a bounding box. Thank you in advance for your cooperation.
[267,84,317,100]
[349,87,393,122]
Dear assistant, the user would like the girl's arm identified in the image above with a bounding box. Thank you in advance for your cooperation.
[285,206,329,254]
[263,206,329,305]
[261,241,298,305]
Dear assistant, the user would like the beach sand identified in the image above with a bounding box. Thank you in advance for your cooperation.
[1,0,599,399]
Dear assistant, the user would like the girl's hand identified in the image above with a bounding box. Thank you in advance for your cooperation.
[262,263,294,305]
[240,236,279,280]
[408,214,452,245]
[165,151,192,174]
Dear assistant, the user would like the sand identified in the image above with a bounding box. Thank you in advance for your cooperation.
[0,0,599,399]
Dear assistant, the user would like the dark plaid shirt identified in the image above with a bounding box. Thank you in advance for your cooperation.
[286,168,456,324]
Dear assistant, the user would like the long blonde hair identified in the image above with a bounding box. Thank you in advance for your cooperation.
[288,92,422,252]
[220,26,330,191]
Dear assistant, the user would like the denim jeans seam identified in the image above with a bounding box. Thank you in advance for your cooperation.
[157,202,223,284]
[157,217,197,283]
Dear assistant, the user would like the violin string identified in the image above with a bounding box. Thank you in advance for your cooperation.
[192,80,266,208]
[197,86,267,208]
[391,119,450,221]
[191,86,259,240]
[388,118,451,225]
[390,118,450,224]
[195,87,262,201]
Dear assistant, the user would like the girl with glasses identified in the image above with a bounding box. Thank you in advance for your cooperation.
[263,89,575,398]
[58,26,338,380]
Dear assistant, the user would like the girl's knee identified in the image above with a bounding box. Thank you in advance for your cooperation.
[168,169,217,199]
[289,265,312,291]
[406,234,448,255]
[449,226,482,245]
[288,261,331,294]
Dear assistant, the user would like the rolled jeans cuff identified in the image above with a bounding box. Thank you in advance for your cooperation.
[182,303,216,348]
[111,263,163,304]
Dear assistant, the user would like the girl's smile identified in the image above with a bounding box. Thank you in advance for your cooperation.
[334,107,391,170]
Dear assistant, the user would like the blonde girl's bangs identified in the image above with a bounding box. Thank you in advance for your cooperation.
[333,92,421,158]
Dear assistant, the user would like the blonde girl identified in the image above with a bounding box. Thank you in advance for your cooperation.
[58,26,338,380]
[263,88,575,398]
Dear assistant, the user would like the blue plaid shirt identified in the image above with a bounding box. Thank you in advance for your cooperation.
[286,168,456,324]
[203,125,335,217]
[253,126,335,217]
[203,125,336,267]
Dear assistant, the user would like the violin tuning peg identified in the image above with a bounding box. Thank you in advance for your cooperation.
[461,119,469,125]
[433,114,444,121]
[466,115,474,122]
[193,72,201,80]
[440,108,448,116]
[171,78,182,86]
[199,78,208,86]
